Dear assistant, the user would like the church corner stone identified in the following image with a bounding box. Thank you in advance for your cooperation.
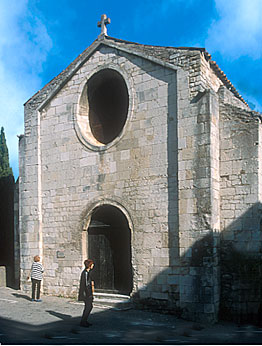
[19,35,262,324]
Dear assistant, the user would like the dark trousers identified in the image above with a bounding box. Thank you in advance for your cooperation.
[31,279,41,300]
[81,296,93,324]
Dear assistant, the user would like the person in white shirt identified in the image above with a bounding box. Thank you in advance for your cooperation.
[28,255,44,302]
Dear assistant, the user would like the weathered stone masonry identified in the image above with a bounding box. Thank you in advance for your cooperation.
[19,34,262,323]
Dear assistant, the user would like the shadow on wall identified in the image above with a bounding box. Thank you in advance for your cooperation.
[121,53,220,323]
[219,202,262,325]
[132,202,262,325]
[115,55,262,324]
[131,230,219,323]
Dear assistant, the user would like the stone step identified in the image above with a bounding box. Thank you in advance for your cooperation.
[93,292,132,310]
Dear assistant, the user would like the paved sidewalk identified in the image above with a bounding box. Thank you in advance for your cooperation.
[0,287,262,344]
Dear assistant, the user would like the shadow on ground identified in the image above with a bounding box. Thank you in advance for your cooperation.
[1,301,262,345]
[0,307,179,345]
[46,310,72,320]
[12,292,32,301]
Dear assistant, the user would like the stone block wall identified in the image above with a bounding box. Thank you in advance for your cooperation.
[14,179,20,288]
[0,267,6,287]
[176,82,220,322]
[219,94,262,322]
[19,117,42,292]
[219,102,261,247]
[21,45,179,299]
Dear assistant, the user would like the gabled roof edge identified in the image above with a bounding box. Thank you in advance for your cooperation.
[25,37,182,111]
[25,35,249,111]
[104,40,181,71]
[24,38,101,108]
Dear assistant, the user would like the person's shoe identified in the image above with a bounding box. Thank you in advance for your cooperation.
[36,299,42,302]
[80,322,90,327]
[31,299,35,302]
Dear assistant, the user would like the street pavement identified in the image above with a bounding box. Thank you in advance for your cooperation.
[0,287,262,345]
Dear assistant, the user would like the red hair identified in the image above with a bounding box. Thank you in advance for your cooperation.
[84,259,94,269]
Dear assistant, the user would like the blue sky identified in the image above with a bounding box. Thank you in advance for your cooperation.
[0,0,261,179]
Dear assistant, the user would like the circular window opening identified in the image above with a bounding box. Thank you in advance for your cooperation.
[87,69,129,145]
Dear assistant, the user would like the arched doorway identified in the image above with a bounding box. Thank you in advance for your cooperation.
[86,204,133,295]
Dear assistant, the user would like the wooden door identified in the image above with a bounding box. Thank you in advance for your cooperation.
[88,233,114,290]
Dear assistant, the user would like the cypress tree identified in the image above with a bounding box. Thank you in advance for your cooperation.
[0,126,14,287]
[0,127,13,178]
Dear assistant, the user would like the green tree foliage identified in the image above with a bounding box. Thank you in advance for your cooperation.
[0,127,13,178]
[0,126,15,284]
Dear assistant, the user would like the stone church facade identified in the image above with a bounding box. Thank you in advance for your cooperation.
[19,24,262,323]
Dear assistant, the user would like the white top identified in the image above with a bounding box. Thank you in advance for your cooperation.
[31,262,44,280]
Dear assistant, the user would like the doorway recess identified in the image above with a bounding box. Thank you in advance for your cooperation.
[87,204,133,295]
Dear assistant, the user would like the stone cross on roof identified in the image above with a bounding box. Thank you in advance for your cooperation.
[97,14,111,36]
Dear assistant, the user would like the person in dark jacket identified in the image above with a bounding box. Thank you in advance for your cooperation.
[78,259,95,327]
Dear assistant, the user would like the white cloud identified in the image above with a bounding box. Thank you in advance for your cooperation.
[206,0,262,59]
[0,0,52,178]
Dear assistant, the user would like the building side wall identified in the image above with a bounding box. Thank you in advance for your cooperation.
[177,79,221,322]
[219,98,262,322]
[219,103,260,247]
[14,179,20,288]
[200,55,249,111]
[19,109,43,290]
[199,54,223,94]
